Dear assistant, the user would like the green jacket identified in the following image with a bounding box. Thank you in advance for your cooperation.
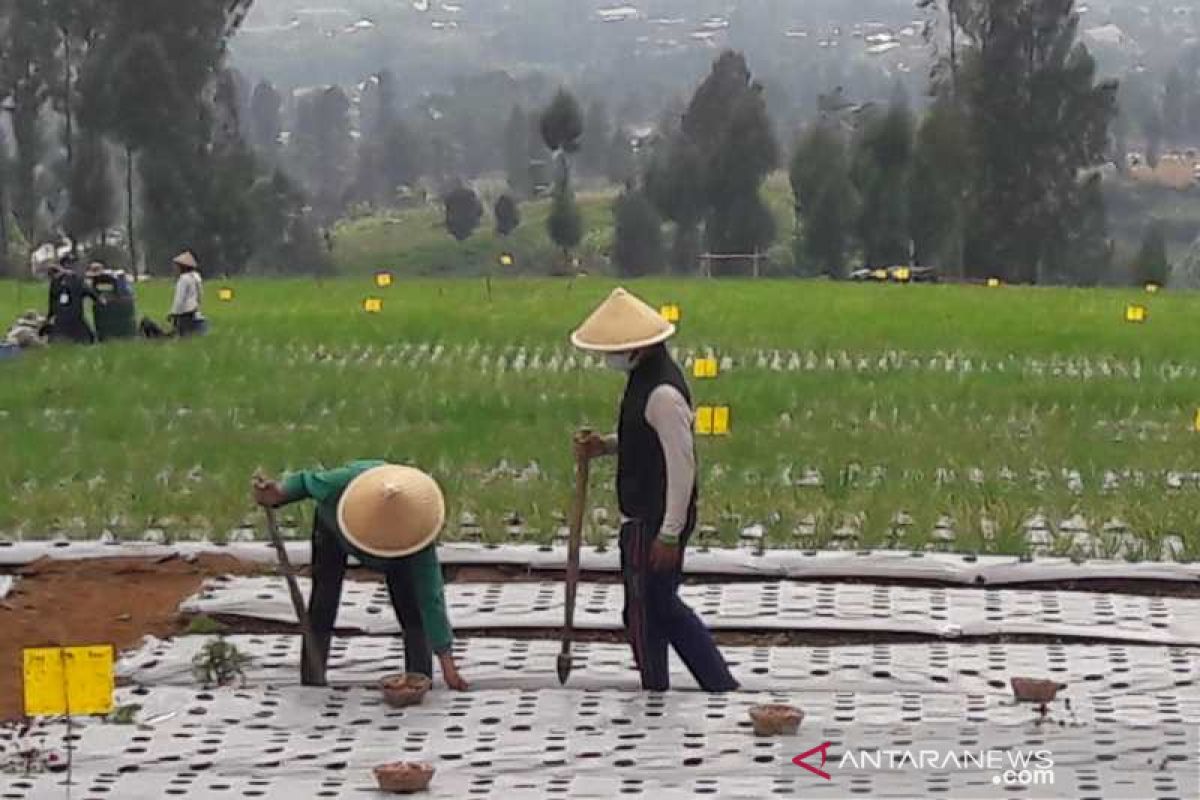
[280,460,454,654]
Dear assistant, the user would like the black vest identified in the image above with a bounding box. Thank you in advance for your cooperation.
[617,345,698,538]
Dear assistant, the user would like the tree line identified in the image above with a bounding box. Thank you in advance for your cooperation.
[0,0,330,277]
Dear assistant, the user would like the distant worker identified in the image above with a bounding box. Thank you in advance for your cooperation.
[252,461,469,691]
[168,250,206,337]
[5,310,48,349]
[570,287,739,693]
[46,254,97,345]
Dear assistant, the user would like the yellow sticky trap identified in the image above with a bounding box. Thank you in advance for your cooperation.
[695,405,731,436]
[1125,304,1147,323]
[1193,408,1200,433]
[870,269,887,281]
[893,267,911,283]
[374,271,393,288]
[498,253,514,267]
[712,405,731,435]
[659,304,682,323]
[363,297,384,314]
[1145,282,1161,294]
[217,287,234,302]
[987,278,1002,288]
[24,646,114,717]
[693,357,719,379]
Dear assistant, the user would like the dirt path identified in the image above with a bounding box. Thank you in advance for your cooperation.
[0,555,257,721]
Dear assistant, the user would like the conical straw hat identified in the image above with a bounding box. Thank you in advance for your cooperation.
[336,465,446,559]
[173,251,198,269]
[570,287,675,352]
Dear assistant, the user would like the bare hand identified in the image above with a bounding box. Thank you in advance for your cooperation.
[649,539,681,572]
[251,474,287,508]
[439,653,470,691]
[573,430,610,462]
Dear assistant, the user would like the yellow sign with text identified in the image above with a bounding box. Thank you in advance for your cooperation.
[659,304,682,323]
[374,271,394,288]
[363,297,384,314]
[217,287,235,302]
[24,646,114,717]
[1125,304,1147,324]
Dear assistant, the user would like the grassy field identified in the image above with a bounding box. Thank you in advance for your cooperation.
[3,276,1200,559]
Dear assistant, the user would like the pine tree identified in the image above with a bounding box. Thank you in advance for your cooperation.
[909,100,970,272]
[444,185,483,242]
[546,174,583,265]
[249,80,283,158]
[540,88,584,154]
[503,105,532,196]
[851,101,914,268]
[494,194,520,237]
[790,123,856,277]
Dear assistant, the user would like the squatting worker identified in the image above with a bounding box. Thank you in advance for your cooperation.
[47,255,97,344]
[571,288,738,692]
[252,461,469,691]
[169,250,205,337]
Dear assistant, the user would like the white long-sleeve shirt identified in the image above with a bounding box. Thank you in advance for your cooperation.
[171,272,203,316]
[606,384,697,543]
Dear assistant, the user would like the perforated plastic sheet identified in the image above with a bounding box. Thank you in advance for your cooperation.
[3,540,1200,585]
[181,576,1200,645]
[6,637,1198,800]
[118,635,1200,703]
[0,575,12,599]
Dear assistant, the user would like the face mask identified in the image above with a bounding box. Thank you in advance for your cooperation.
[605,352,637,372]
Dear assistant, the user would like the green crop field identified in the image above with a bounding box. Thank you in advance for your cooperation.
[3,275,1200,560]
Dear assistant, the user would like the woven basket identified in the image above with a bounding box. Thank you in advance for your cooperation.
[373,762,435,794]
[749,704,804,736]
[379,673,432,708]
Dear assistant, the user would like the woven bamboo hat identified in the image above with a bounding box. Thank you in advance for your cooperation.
[336,465,446,559]
[173,251,198,269]
[570,287,675,352]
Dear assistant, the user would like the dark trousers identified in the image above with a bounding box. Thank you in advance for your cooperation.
[620,521,739,692]
[171,312,204,338]
[303,511,432,686]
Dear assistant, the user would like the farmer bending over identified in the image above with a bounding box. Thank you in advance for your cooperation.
[253,461,468,691]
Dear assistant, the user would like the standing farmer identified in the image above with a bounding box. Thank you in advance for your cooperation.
[571,288,738,692]
[252,461,469,691]
[169,250,206,337]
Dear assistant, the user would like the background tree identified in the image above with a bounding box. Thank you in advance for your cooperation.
[612,188,663,277]
[958,0,1117,284]
[494,193,520,237]
[703,82,779,270]
[1,0,59,242]
[909,99,970,272]
[290,86,354,222]
[546,174,583,269]
[790,123,856,277]
[443,185,483,242]
[851,100,914,267]
[645,135,706,274]
[1134,219,1170,287]
[540,88,583,155]
[64,126,113,244]
[249,79,283,159]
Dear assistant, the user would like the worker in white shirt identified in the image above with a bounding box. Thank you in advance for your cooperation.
[169,250,206,337]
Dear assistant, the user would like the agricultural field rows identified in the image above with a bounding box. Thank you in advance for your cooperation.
[3,278,1200,560]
